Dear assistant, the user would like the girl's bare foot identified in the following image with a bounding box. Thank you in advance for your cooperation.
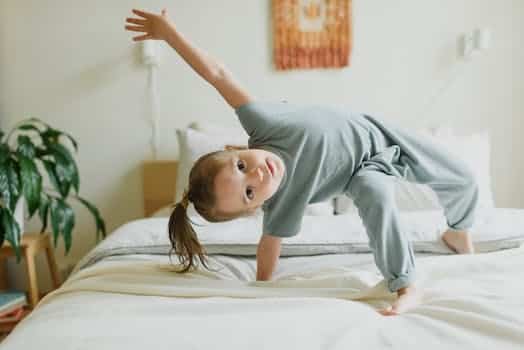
[442,229,475,254]
[379,285,422,316]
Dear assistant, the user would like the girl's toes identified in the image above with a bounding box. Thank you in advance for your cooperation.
[378,306,399,316]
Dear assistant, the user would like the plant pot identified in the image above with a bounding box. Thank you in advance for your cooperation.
[14,197,26,236]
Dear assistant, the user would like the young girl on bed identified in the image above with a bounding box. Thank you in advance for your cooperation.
[125,8,478,316]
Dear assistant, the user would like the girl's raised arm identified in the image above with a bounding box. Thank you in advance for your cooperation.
[125,8,252,109]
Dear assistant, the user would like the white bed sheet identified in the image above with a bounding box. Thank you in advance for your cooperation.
[3,247,524,349]
[3,209,524,349]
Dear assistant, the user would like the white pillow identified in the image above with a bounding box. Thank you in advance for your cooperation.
[151,205,173,218]
[334,127,494,214]
[431,128,494,208]
[175,125,335,217]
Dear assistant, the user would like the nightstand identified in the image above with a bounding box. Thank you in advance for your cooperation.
[0,232,62,308]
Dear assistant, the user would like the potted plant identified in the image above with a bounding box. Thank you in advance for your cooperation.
[0,118,106,261]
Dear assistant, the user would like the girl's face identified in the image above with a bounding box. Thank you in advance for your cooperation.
[213,149,285,216]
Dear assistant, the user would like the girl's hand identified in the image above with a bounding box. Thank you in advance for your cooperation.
[125,8,173,42]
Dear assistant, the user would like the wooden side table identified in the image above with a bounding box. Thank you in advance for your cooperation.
[0,232,62,308]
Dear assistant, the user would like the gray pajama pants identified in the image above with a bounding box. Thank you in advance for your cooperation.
[345,115,480,293]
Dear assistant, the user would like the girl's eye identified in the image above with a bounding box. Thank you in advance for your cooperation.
[237,159,246,171]
[246,187,254,200]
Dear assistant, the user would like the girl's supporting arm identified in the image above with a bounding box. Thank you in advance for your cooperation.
[126,8,252,109]
[256,234,282,281]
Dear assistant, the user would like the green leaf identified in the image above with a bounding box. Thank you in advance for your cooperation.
[5,161,21,212]
[17,135,36,158]
[17,154,42,218]
[6,121,44,147]
[49,197,75,253]
[47,143,79,195]
[0,130,4,142]
[76,196,106,242]
[49,153,70,197]
[38,192,50,234]
[48,197,60,247]
[0,207,22,262]
[0,143,9,164]
[41,128,60,145]
[35,146,49,158]
[0,159,21,212]
[42,160,62,196]
[60,132,78,152]
[16,124,44,145]
[0,167,11,210]
[40,126,78,152]
[17,124,42,133]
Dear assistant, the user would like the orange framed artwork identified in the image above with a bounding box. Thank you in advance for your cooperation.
[272,0,352,70]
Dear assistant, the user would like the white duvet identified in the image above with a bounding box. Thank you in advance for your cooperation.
[3,209,524,349]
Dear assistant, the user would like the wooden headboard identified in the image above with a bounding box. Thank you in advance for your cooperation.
[142,160,178,217]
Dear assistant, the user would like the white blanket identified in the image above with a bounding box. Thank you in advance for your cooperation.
[4,245,524,349]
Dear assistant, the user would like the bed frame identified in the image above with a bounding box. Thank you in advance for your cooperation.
[142,160,178,217]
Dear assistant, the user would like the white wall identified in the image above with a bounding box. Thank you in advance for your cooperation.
[1,0,523,292]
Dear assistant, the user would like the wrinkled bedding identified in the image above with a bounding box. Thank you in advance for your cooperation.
[3,210,524,349]
[3,249,524,349]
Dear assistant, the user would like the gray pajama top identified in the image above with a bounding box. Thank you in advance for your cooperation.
[235,100,374,238]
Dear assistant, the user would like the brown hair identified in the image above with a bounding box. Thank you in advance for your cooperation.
[168,149,252,273]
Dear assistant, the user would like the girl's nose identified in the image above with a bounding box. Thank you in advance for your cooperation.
[257,167,263,182]
[250,166,264,183]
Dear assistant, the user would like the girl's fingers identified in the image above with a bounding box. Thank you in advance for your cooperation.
[125,25,148,33]
[132,9,151,19]
[133,34,153,42]
[126,17,146,25]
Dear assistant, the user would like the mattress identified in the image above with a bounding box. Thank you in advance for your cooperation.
[2,208,524,349]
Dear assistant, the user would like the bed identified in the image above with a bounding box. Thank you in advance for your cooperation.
[3,133,524,349]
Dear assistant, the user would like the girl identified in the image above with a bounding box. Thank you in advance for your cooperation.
[125,8,477,316]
